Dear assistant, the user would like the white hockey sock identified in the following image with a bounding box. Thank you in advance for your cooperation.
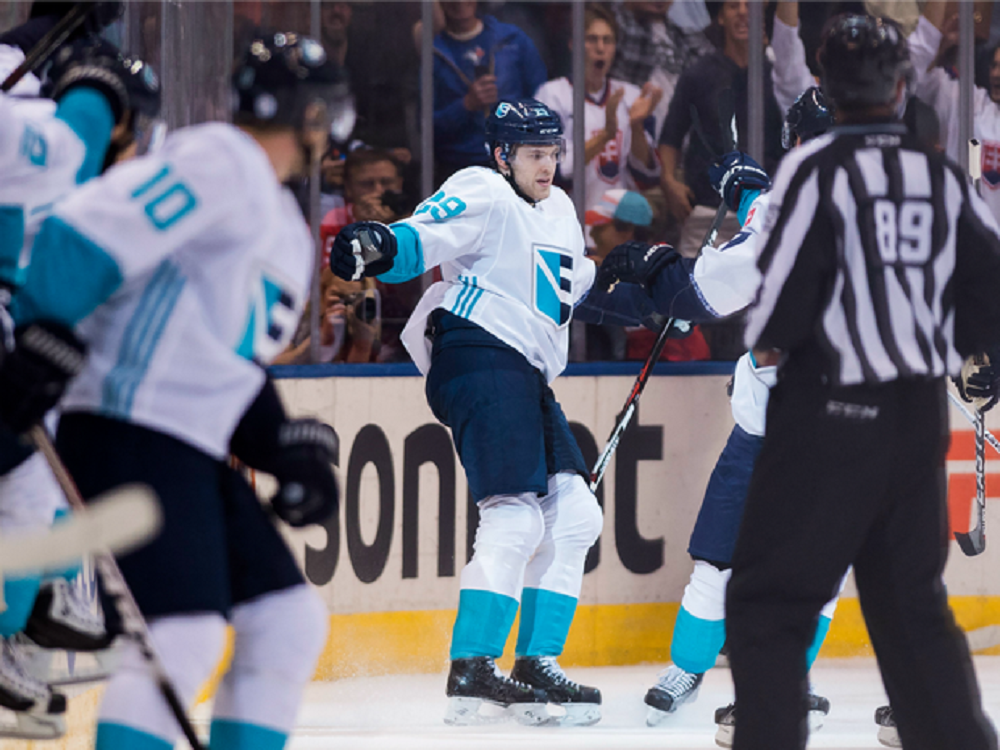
[210,584,328,748]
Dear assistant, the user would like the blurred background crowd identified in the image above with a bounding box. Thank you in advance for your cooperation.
[3,0,999,365]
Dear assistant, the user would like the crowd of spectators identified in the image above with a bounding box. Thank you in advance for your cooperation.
[238,0,1000,367]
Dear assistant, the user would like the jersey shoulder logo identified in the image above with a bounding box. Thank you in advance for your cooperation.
[20,125,46,168]
[533,244,573,328]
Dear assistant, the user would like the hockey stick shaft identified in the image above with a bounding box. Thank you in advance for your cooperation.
[947,389,1000,455]
[0,3,93,92]
[29,426,207,750]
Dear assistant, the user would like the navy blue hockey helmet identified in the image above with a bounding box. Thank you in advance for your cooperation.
[232,31,354,138]
[818,14,910,109]
[485,98,564,165]
[781,86,835,150]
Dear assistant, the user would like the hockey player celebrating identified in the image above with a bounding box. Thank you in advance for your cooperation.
[0,29,159,738]
[13,33,345,750]
[330,99,606,726]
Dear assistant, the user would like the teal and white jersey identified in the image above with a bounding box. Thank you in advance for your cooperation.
[16,123,313,459]
[0,87,111,289]
[392,167,594,383]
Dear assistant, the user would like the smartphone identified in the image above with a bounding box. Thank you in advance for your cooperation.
[473,63,490,79]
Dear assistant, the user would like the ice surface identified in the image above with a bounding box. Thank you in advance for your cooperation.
[277,656,1000,749]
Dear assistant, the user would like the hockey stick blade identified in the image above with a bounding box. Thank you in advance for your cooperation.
[956,526,986,556]
[0,484,161,573]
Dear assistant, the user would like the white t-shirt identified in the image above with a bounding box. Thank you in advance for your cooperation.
[398,167,594,383]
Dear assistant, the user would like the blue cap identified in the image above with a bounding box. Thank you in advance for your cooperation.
[585,189,653,227]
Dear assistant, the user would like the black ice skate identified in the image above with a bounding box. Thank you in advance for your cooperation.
[510,655,602,726]
[644,664,703,725]
[0,638,66,740]
[713,692,830,748]
[444,657,548,726]
[875,705,901,747]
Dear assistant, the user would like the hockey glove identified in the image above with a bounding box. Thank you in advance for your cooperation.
[270,419,339,528]
[595,241,679,292]
[0,320,86,434]
[329,221,398,282]
[955,350,1000,412]
[708,151,770,213]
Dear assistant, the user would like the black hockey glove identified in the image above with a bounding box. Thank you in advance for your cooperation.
[595,241,679,292]
[46,36,132,125]
[270,419,339,528]
[708,150,771,213]
[0,320,86,434]
[329,221,398,282]
[955,350,1000,412]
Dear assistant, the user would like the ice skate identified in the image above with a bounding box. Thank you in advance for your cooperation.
[644,664,703,725]
[444,657,548,726]
[510,655,601,726]
[0,638,66,739]
[875,705,901,747]
[713,692,830,748]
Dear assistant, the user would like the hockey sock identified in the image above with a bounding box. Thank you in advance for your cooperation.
[0,574,40,636]
[211,585,327,750]
[670,560,730,674]
[450,493,544,660]
[96,613,226,750]
[515,473,602,656]
[806,614,833,670]
[515,588,577,656]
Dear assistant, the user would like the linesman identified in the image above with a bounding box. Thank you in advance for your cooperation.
[726,14,1000,750]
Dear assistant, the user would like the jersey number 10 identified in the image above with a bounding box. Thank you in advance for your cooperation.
[130,165,198,231]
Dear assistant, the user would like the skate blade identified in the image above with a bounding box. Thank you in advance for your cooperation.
[808,707,826,733]
[0,707,66,740]
[508,702,550,726]
[715,723,734,748]
[543,702,601,727]
[877,725,902,748]
[444,697,515,726]
[646,705,670,726]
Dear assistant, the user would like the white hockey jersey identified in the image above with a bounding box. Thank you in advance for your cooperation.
[908,16,1000,224]
[396,168,594,382]
[16,123,314,460]
[690,192,769,318]
[534,77,660,232]
[0,91,90,288]
[729,350,776,437]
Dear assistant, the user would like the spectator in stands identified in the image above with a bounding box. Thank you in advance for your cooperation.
[274,270,380,365]
[571,188,654,362]
[658,1,786,258]
[609,2,715,141]
[535,3,662,248]
[428,0,548,184]
[909,1,1000,224]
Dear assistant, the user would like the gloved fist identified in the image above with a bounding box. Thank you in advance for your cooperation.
[708,151,770,213]
[955,351,1000,412]
[270,419,339,527]
[0,320,86,434]
[595,241,678,292]
[329,221,397,281]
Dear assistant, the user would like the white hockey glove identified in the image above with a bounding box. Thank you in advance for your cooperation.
[329,221,398,281]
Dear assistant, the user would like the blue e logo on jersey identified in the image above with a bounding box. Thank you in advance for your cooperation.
[237,272,298,362]
[533,244,573,328]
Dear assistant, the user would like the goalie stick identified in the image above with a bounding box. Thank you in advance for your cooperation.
[29,426,207,750]
[0,3,94,93]
[590,96,737,492]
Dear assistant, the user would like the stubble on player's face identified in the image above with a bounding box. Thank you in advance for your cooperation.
[509,145,559,202]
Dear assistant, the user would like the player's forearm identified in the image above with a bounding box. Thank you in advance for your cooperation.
[55,87,115,183]
[377,223,426,284]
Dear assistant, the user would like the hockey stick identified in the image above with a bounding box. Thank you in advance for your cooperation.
[0,3,94,93]
[589,98,738,492]
[946,389,1000,456]
[29,426,207,750]
[0,484,159,574]
[946,389,988,555]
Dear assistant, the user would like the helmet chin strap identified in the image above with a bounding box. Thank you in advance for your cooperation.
[496,148,538,206]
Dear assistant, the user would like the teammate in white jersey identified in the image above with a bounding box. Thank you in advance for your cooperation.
[0,28,158,737]
[14,33,346,750]
[331,98,614,726]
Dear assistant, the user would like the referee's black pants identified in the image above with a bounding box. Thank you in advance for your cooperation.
[726,376,997,750]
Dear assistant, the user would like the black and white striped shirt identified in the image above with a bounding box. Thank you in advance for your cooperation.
[746,122,1000,386]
